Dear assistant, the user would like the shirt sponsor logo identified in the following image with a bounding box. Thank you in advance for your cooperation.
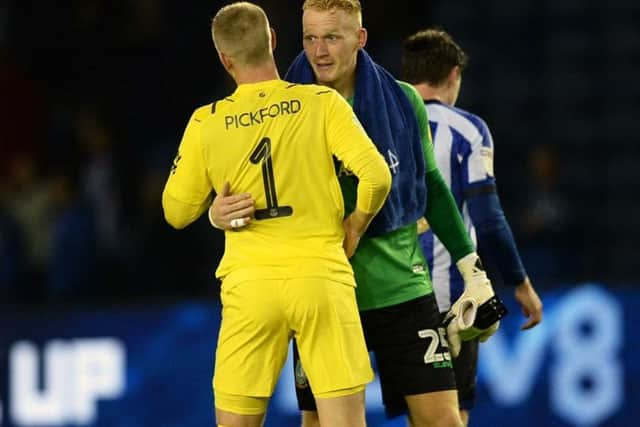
[412,264,425,273]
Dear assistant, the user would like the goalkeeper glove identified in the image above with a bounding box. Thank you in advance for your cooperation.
[444,252,508,358]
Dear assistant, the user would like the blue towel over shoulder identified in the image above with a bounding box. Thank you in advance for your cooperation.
[285,49,427,236]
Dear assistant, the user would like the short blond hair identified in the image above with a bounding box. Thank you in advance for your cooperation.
[303,0,362,25]
[211,2,271,65]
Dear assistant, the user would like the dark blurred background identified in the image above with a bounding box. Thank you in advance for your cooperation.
[1,2,639,427]
[1,0,638,304]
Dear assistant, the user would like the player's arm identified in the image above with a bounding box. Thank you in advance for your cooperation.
[403,82,505,354]
[465,121,542,329]
[162,109,213,229]
[399,82,474,260]
[468,192,542,330]
[325,91,392,256]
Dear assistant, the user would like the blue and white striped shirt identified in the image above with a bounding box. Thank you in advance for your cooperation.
[419,100,497,312]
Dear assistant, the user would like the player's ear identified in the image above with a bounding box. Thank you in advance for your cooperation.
[270,27,277,52]
[357,27,368,48]
[447,66,460,86]
[218,51,234,74]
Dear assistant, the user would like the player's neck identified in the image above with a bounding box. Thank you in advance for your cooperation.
[324,73,356,100]
[234,61,281,85]
[413,83,452,106]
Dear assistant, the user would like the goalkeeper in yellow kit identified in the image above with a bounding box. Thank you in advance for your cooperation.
[161,3,390,427]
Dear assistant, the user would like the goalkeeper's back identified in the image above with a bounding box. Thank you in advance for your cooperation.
[163,79,390,285]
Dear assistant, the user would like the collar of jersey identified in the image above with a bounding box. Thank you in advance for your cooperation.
[234,79,284,94]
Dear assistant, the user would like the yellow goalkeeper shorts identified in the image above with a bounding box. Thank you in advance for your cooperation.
[213,276,372,402]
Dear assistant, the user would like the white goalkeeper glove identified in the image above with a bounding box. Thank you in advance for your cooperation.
[444,252,508,358]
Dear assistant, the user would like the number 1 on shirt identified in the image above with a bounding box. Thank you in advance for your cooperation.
[250,137,293,220]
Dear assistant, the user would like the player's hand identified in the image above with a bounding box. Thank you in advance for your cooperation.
[444,252,508,357]
[342,216,361,258]
[208,182,255,230]
[342,209,373,258]
[515,277,543,330]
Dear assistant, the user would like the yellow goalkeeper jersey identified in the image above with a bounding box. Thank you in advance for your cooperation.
[162,79,390,286]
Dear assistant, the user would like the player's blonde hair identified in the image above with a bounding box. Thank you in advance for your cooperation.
[211,2,271,66]
[303,0,362,26]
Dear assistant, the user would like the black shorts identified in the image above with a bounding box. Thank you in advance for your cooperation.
[293,294,457,418]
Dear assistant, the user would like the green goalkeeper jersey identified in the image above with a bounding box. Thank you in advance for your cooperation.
[342,81,471,311]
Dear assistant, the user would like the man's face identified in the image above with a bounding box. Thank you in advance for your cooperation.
[302,8,363,93]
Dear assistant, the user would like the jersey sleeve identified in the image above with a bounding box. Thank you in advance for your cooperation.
[463,118,527,285]
[324,91,391,215]
[468,191,527,286]
[398,81,438,173]
[463,117,496,190]
[162,109,213,228]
